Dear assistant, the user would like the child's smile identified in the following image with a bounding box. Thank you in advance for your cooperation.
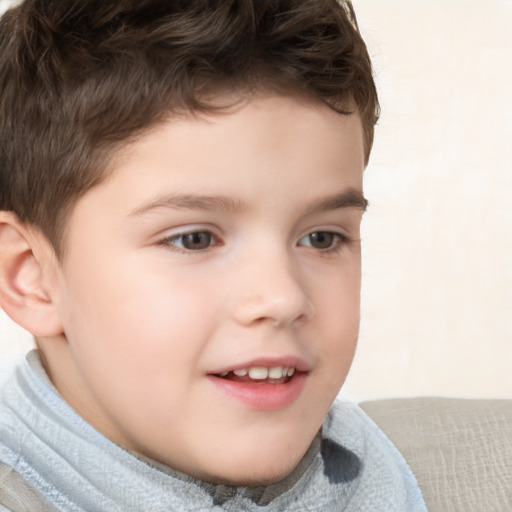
[207,357,310,410]
[42,94,366,486]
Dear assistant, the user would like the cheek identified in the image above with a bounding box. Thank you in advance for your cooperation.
[314,264,361,367]
[317,256,361,318]
[56,262,223,429]
[59,255,220,376]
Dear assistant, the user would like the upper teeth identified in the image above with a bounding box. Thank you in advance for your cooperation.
[228,366,295,379]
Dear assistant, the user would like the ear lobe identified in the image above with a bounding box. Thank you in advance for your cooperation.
[0,213,63,337]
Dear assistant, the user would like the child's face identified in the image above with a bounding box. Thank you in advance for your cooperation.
[47,95,365,485]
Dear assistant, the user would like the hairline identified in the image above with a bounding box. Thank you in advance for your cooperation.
[52,89,365,261]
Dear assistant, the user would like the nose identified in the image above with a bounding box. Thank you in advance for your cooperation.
[230,248,314,328]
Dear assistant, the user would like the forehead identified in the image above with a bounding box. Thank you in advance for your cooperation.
[63,95,365,240]
[110,94,364,179]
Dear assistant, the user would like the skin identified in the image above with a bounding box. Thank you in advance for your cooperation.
[34,95,366,485]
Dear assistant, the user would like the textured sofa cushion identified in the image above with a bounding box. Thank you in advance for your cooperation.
[360,397,512,512]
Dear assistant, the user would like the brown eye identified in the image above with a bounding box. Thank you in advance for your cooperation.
[298,231,349,252]
[305,231,335,249]
[164,231,215,251]
[180,231,213,250]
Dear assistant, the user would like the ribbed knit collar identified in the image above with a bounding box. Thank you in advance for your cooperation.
[0,351,427,511]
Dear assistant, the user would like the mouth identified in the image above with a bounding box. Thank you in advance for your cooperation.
[207,362,309,410]
[214,365,298,384]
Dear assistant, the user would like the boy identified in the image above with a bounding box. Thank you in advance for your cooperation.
[0,0,426,510]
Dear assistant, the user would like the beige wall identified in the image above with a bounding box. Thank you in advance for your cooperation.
[342,0,512,400]
[1,1,511,399]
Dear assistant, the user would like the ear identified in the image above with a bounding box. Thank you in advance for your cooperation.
[0,212,63,337]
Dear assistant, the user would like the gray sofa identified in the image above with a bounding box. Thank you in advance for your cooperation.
[360,397,512,511]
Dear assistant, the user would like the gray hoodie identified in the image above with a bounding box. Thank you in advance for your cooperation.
[0,351,426,511]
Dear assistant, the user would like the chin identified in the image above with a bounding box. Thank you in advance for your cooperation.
[204,464,296,487]
[199,446,308,487]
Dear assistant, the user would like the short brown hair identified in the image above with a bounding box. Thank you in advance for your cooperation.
[0,0,379,256]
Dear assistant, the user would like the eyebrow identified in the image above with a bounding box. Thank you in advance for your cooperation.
[128,188,368,217]
[305,188,368,214]
[129,194,245,217]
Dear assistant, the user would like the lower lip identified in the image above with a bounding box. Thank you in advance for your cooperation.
[207,373,308,411]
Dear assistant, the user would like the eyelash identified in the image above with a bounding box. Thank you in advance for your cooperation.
[158,230,220,252]
[297,231,350,255]
[158,230,351,254]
